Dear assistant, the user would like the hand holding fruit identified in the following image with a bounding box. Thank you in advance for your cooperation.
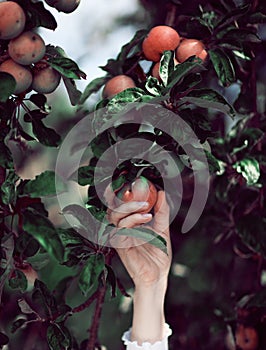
[104,178,172,287]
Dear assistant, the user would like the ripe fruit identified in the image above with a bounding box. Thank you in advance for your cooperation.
[114,176,158,213]
[0,59,32,94]
[45,0,80,13]
[102,75,136,98]
[152,58,179,81]
[32,66,61,94]
[235,324,259,350]
[142,25,180,62]
[176,38,207,63]
[8,31,46,66]
[0,1,26,40]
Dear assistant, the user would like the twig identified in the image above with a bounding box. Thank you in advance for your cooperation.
[86,283,107,350]
[72,289,99,313]
[165,3,177,27]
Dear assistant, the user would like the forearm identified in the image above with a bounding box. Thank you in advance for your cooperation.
[131,279,168,345]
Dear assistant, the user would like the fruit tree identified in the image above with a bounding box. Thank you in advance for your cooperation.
[0,0,266,349]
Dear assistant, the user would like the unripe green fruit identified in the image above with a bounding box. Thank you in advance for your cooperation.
[114,176,158,213]
[8,31,46,66]
[0,59,32,94]
[45,0,80,13]
[0,1,26,40]
[32,66,61,94]
[102,75,136,98]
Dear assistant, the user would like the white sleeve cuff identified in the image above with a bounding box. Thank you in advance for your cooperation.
[122,323,172,350]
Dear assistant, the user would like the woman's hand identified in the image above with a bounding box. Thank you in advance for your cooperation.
[104,185,172,345]
[104,186,172,288]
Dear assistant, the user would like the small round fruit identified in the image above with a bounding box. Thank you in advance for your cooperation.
[8,31,46,66]
[142,25,180,62]
[0,1,26,40]
[235,324,259,350]
[114,176,158,213]
[102,75,136,98]
[176,38,207,63]
[32,66,61,94]
[0,59,32,94]
[45,0,80,13]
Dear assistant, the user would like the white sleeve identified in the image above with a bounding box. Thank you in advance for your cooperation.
[121,324,172,350]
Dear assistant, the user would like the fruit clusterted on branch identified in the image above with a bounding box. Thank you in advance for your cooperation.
[102,74,136,98]
[0,1,26,40]
[114,176,158,214]
[142,25,180,62]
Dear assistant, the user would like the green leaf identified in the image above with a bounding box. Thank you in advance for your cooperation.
[62,204,95,234]
[0,142,13,168]
[79,253,105,295]
[205,150,221,174]
[22,170,66,197]
[15,232,40,257]
[0,72,16,102]
[32,119,61,147]
[18,0,57,30]
[209,48,235,86]
[1,170,19,205]
[145,76,162,96]
[9,270,27,292]
[164,58,205,92]
[33,280,58,318]
[79,76,109,104]
[233,158,260,186]
[116,227,167,254]
[117,29,147,62]
[244,288,266,308]
[105,264,117,298]
[77,166,95,186]
[159,50,175,86]
[29,93,48,109]
[22,209,64,262]
[18,298,36,314]
[106,88,146,114]
[47,324,71,350]
[0,331,9,346]
[48,57,86,80]
[236,215,266,257]
[62,77,82,106]
[180,88,235,118]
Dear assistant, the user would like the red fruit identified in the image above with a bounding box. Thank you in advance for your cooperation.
[176,38,207,63]
[0,1,26,40]
[8,31,46,66]
[235,324,259,350]
[0,59,32,94]
[32,66,61,94]
[102,75,136,98]
[114,176,158,213]
[142,25,180,62]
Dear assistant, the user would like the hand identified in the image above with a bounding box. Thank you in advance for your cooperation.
[104,185,172,345]
[104,185,172,288]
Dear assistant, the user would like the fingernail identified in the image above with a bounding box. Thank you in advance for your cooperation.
[141,213,152,218]
[139,202,149,207]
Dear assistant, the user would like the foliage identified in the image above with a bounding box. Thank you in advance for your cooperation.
[0,0,266,349]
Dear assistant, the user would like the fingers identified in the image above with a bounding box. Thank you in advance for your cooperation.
[117,212,152,229]
[153,191,170,235]
[107,201,150,226]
